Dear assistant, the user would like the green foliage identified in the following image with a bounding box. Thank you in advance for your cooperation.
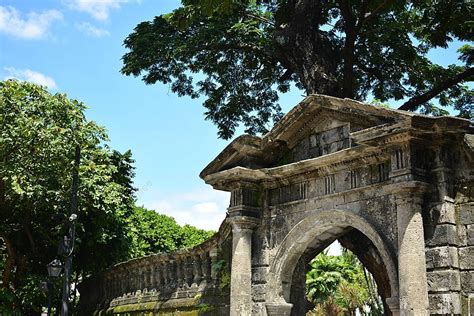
[370,99,391,109]
[0,80,137,313]
[122,0,473,139]
[180,224,215,249]
[125,206,214,258]
[211,259,230,289]
[126,206,183,257]
[306,249,379,315]
[0,80,216,313]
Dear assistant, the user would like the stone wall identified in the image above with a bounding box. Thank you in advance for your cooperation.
[78,222,233,315]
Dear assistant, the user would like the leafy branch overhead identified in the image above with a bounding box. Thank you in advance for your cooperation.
[122,0,473,139]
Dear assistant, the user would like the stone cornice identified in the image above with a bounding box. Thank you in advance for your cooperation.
[204,144,391,191]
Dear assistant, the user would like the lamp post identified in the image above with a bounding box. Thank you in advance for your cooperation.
[46,259,63,316]
[60,144,81,316]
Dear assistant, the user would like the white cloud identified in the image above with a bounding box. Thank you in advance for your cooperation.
[76,22,110,37]
[0,6,62,39]
[4,67,57,89]
[66,0,129,20]
[193,202,219,214]
[140,186,229,231]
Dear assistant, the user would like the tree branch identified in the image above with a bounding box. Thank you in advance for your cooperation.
[246,12,279,28]
[398,67,474,111]
[278,69,293,82]
[361,0,393,27]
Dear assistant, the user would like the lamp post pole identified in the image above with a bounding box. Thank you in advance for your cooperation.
[47,277,52,316]
[61,145,80,316]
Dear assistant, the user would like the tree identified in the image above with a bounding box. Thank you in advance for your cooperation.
[125,206,215,258]
[306,249,378,315]
[0,80,136,313]
[0,80,216,314]
[122,0,473,139]
[179,224,215,249]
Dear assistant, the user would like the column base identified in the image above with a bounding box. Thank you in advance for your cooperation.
[266,302,293,316]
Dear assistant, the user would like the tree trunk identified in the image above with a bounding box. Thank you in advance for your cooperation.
[272,0,340,96]
[2,235,16,289]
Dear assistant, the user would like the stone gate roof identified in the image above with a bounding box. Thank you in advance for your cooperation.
[200,94,472,183]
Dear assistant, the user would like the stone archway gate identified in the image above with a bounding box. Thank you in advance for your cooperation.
[79,95,474,315]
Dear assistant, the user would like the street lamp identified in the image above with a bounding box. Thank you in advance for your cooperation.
[46,259,63,316]
[47,259,63,278]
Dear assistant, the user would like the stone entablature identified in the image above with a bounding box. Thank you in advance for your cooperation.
[79,95,473,315]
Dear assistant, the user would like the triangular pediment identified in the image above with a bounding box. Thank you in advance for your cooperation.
[200,95,413,178]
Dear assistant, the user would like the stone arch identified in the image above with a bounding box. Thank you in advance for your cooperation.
[266,209,399,313]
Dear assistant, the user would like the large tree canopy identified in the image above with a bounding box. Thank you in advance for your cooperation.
[122,0,473,139]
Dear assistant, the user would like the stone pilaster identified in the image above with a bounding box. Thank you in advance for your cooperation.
[386,182,429,315]
[227,216,259,316]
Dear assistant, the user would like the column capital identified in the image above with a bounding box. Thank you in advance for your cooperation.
[227,215,259,231]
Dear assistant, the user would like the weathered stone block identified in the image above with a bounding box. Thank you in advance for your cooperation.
[459,246,474,270]
[425,246,459,269]
[428,293,461,315]
[252,303,267,315]
[467,224,474,246]
[471,296,474,316]
[460,271,474,292]
[427,270,461,292]
[459,203,474,225]
[251,266,269,283]
[432,201,457,224]
[251,284,266,302]
[458,223,468,246]
[425,224,459,246]
[461,295,474,316]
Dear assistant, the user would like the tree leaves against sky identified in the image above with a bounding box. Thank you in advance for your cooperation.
[122,0,473,139]
[0,80,214,313]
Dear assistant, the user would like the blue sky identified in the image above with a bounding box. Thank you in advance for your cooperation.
[0,0,467,230]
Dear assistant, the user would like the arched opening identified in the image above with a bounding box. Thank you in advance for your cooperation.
[267,210,399,316]
[302,242,385,315]
[291,232,389,315]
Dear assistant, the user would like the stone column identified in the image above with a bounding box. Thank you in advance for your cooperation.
[185,256,193,287]
[175,256,183,289]
[228,216,259,316]
[192,255,202,287]
[209,248,218,285]
[200,252,211,286]
[391,184,429,315]
[155,262,163,291]
[167,260,175,290]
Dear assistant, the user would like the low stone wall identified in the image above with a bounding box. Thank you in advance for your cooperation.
[78,220,232,315]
